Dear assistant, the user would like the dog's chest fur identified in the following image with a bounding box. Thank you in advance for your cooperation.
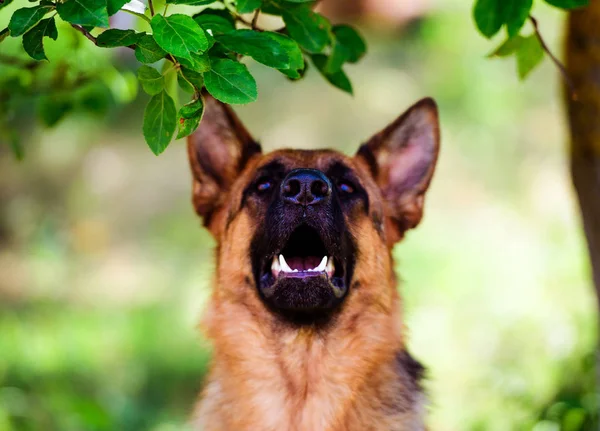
[191,292,425,431]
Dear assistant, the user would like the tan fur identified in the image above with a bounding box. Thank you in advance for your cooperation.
[187,98,439,431]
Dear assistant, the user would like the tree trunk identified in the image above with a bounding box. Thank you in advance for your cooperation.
[565,1,600,406]
[566,3,600,312]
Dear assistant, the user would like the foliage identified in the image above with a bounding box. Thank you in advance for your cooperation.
[1,0,589,158]
[473,0,589,79]
[0,0,366,155]
[536,351,599,431]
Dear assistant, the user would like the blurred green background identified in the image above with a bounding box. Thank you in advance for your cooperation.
[0,0,598,430]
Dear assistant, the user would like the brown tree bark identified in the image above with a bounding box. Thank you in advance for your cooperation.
[565,1,600,402]
[565,4,600,313]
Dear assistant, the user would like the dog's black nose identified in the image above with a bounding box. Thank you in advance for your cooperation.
[281,169,332,206]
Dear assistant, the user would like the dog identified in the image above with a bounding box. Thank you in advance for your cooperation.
[186,94,440,431]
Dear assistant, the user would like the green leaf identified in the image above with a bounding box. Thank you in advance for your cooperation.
[267,32,304,78]
[0,28,9,43]
[516,34,544,79]
[179,98,204,119]
[312,54,352,94]
[163,63,179,101]
[97,29,143,47]
[260,2,284,15]
[176,52,211,72]
[204,58,257,104]
[137,65,165,95]
[489,34,545,79]
[143,90,177,155]
[216,29,290,68]
[176,97,204,139]
[56,0,109,28]
[278,61,307,79]
[177,73,196,93]
[505,0,533,36]
[0,0,14,11]
[332,25,366,63]
[22,17,58,61]
[473,0,504,39]
[194,12,236,35]
[107,0,129,15]
[488,35,524,57]
[166,0,216,4]
[8,5,53,37]
[135,34,167,63]
[208,42,237,60]
[181,67,204,88]
[282,6,331,53]
[325,38,349,74]
[280,0,315,2]
[544,0,588,8]
[193,9,235,49]
[237,0,262,13]
[193,8,236,26]
[151,14,209,60]
[38,93,73,127]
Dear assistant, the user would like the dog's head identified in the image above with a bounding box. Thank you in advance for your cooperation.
[188,96,439,323]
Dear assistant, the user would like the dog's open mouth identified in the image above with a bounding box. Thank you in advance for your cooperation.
[256,224,351,316]
[270,225,339,280]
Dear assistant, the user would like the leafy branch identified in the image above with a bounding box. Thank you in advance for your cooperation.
[474,0,588,92]
[528,15,576,98]
[0,0,367,156]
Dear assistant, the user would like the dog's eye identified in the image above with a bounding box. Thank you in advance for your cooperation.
[338,181,355,194]
[256,179,273,192]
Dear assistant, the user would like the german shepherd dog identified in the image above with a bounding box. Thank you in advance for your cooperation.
[187,95,440,431]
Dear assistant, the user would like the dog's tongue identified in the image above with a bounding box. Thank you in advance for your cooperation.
[286,256,322,271]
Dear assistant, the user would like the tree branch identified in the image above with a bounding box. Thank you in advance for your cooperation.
[71,24,98,45]
[251,9,260,30]
[233,13,258,29]
[148,0,155,16]
[529,15,577,100]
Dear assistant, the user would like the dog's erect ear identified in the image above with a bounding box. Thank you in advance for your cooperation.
[356,98,440,242]
[187,95,261,226]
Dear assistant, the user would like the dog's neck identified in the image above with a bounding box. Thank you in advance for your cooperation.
[193,274,425,431]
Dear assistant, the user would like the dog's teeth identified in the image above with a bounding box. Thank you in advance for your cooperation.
[271,255,281,277]
[279,254,294,273]
[326,257,335,278]
[314,256,327,272]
